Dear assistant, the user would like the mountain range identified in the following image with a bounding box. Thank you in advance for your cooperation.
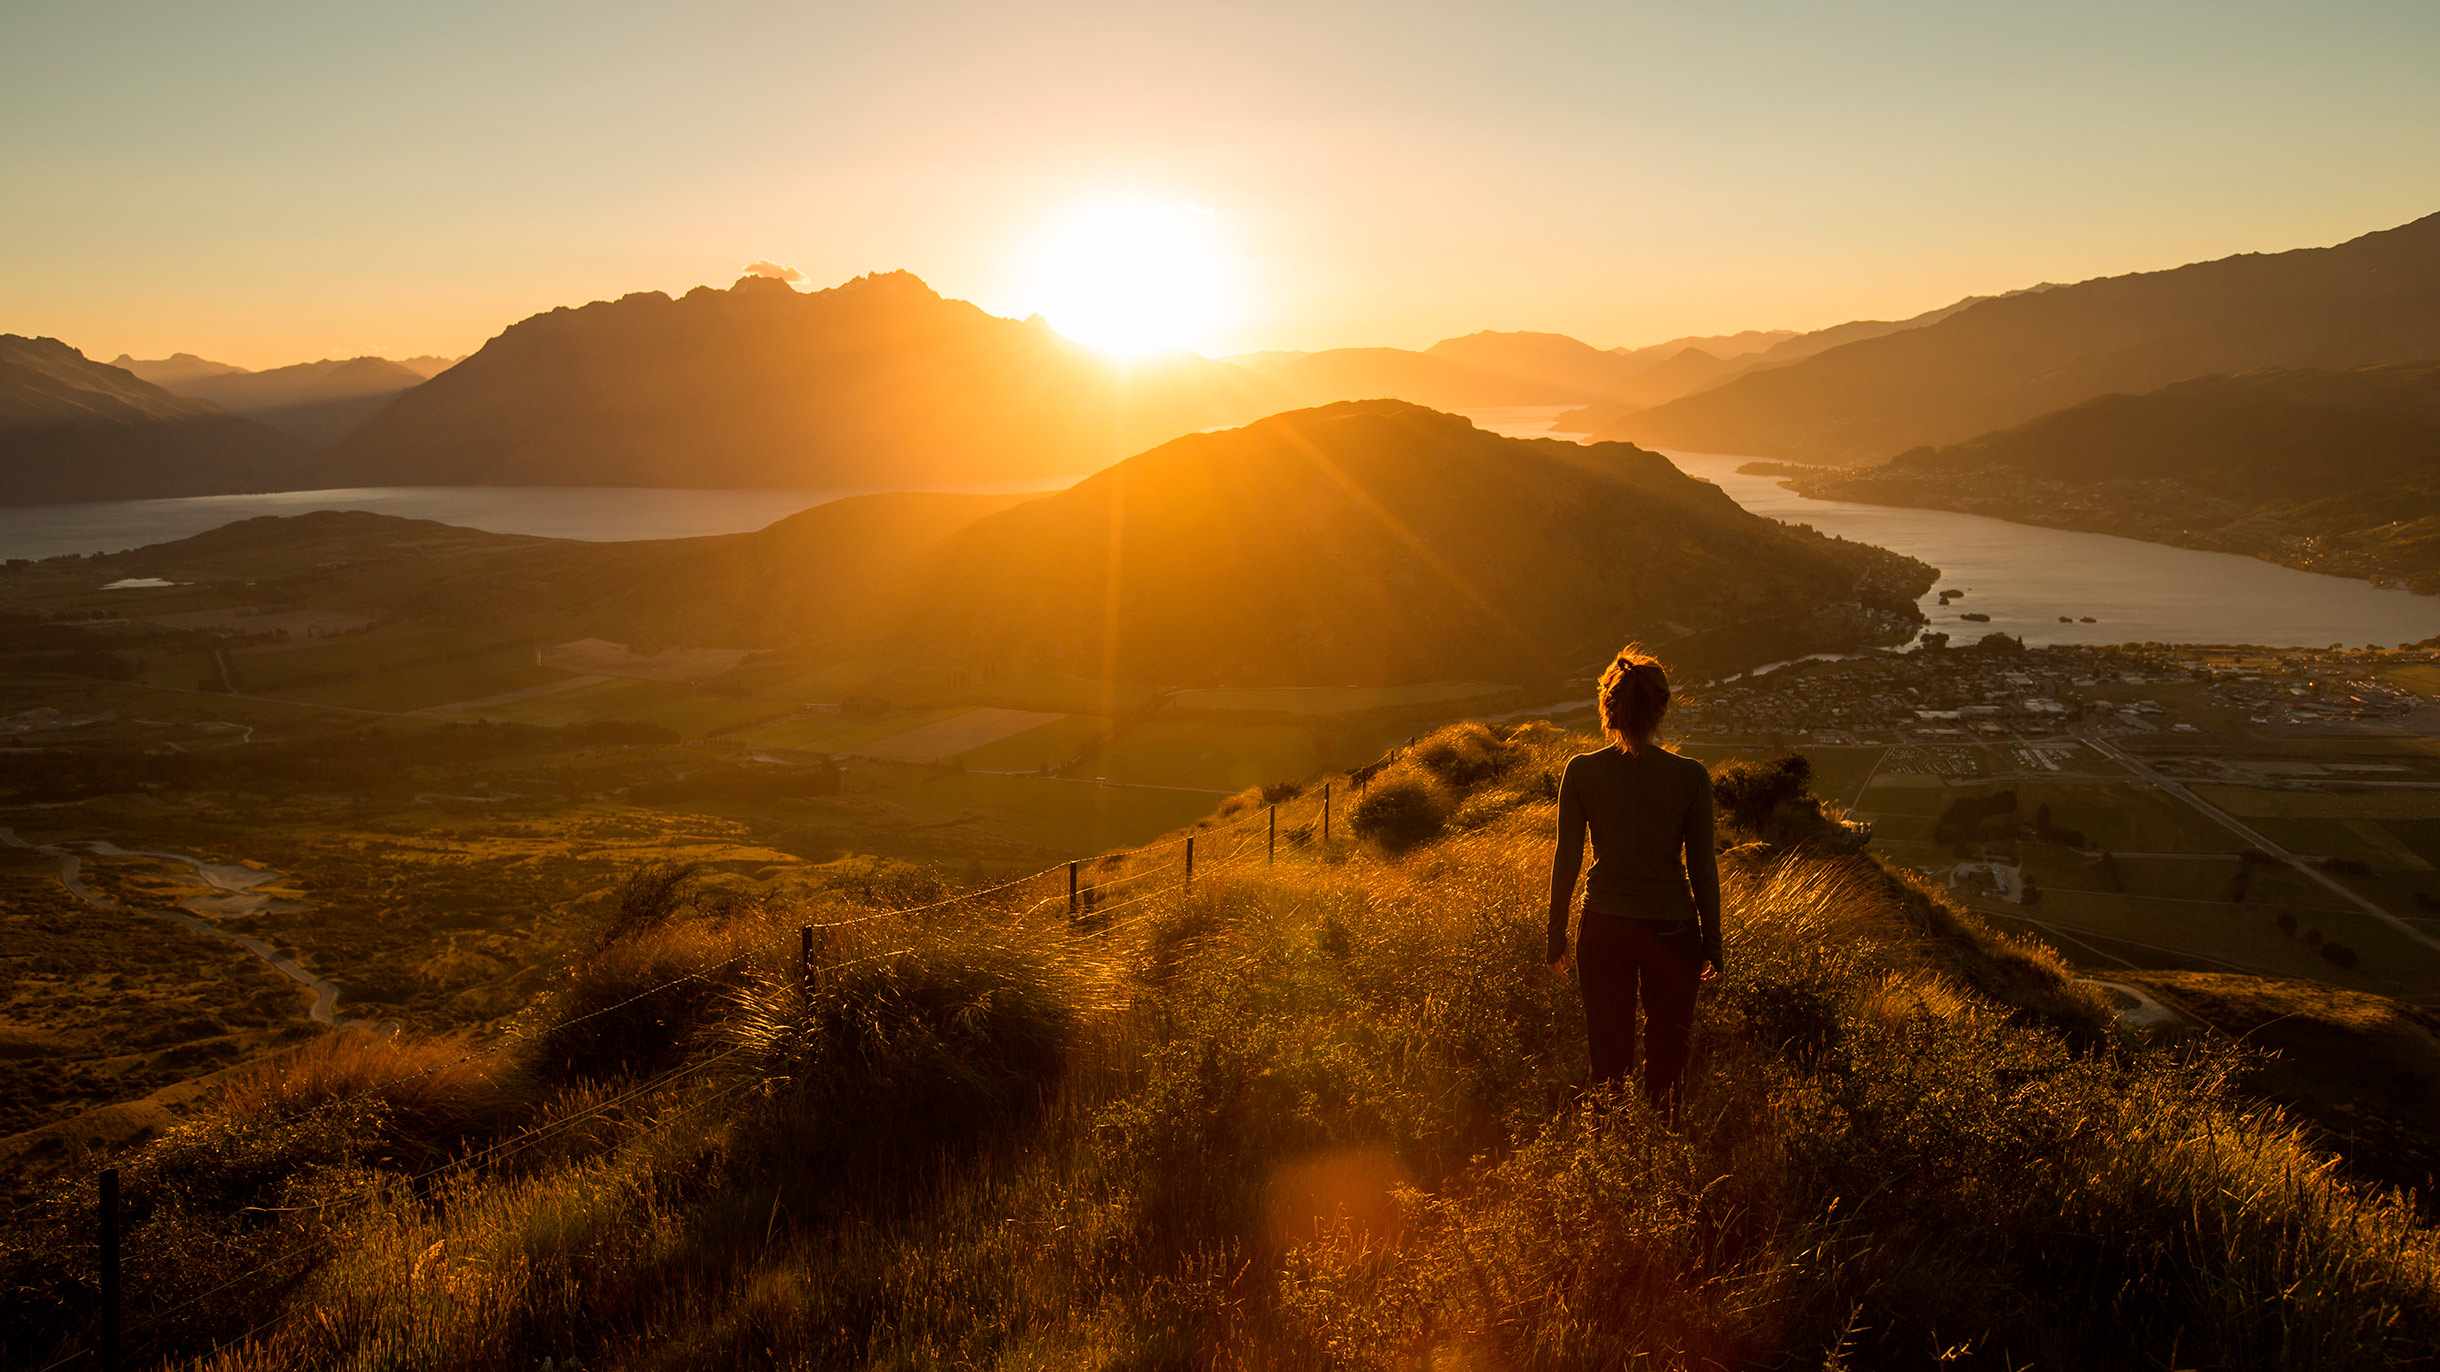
[1231,328,1795,412]
[109,402,1935,685]
[1780,360,2440,590]
[116,354,436,448]
[326,272,1290,489]
[0,336,313,505]
[1587,212,2440,462]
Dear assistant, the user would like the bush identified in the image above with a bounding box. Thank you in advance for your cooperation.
[211,1030,512,1155]
[727,922,1079,1179]
[526,916,762,1083]
[1408,721,1515,792]
[1349,774,1448,852]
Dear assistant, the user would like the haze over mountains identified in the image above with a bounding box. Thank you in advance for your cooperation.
[327,271,1290,489]
[1591,212,2440,462]
[117,353,444,447]
[108,403,1933,686]
[0,336,312,505]
[1786,360,2440,590]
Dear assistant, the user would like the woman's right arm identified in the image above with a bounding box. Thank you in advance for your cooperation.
[1547,759,1585,966]
[1683,768,1723,977]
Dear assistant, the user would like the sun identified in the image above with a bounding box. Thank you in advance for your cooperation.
[1022,202,1236,357]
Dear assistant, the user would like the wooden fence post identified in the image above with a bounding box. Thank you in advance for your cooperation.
[100,1166,119,1372]
[1185,836,1195,887]
[1069,861,1080,915]
[1323,783,1331,843]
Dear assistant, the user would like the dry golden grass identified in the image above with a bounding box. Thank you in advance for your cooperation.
[5,726,2437,1370]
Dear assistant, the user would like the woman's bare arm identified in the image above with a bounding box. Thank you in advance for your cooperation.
[1547,760,1586,965]
[1684,774,1723,974]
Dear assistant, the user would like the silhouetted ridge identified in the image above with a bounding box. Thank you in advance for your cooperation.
[330,270,1288,489]
[0,336,314,504]
[884,400,1933,683]
[1592,211,2440,460]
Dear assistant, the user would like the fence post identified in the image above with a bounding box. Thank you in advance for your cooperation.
[1268,805,1277,863]
[1068,861,1079,915]
[100,1166,119,1372]
[799,925,812,993]
[1323,783,1331,844]
[1185,836,1195,887]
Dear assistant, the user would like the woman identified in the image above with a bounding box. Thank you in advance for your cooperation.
[1548,646,1721,1119]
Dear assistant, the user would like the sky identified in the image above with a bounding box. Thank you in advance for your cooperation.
[4,0,2437,368]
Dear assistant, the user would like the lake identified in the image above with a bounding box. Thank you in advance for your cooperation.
[0,478,1079,563]
[1458,406,2440,650]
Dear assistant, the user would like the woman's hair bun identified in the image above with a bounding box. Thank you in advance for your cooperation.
[1597,645,1670,750]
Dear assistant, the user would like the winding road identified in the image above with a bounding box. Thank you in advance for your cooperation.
[0,825,391,1031]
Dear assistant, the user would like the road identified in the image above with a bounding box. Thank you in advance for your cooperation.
[2076,728,2440,957]
[0,825,391,1030]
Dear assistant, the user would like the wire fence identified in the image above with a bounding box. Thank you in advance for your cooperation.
[29,780,1350,1372]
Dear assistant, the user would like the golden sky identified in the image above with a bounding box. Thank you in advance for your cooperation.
[5,2,2436,368]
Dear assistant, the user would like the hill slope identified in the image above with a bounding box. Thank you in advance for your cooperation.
[1788,360,2440,589]
[1593,212,2440,461]
[99,404,1935,687]
[327,272,1290,489]
[883,400,1933,684]
[9,732,2433,1369]
[0,337,314,505]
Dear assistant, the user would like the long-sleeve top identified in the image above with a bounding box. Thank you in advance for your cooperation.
[1547,745,1722,966]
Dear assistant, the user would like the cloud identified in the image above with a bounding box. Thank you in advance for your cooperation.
[742,260,805,283]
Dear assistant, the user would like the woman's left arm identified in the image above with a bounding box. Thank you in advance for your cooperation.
[1684,770,1723,978]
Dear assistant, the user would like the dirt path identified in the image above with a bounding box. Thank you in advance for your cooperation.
[0,826,391,1031]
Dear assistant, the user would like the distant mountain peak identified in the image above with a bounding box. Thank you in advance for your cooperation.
[729,273,802,295]
[831,269,940,298]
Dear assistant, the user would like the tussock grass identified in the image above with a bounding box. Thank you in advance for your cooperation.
[7,725,2438,1369]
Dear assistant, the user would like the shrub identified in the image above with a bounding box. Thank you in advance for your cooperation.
[1349,774,1447,852]
[211,1030,512,1155]
[1408,721,1515,792]
[525,917,763,1083]
[726,921,1079,1179]
[601,860,702,944]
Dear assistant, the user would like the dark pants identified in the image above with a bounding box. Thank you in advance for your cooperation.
[1577,913,1702,1115]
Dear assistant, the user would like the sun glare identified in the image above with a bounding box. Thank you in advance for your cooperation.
[1023,202,1236,357]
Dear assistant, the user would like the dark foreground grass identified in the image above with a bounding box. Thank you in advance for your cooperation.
[5,724,2438,1369]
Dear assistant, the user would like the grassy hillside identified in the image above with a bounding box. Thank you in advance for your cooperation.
[328,271,1288,490]
[1590,210,2440,462]
[6,724,2435,1370]
[1787,360,2440,590]
[0,337,315,505]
